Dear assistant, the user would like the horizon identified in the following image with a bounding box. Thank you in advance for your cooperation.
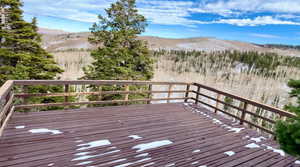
[23,0,300,45]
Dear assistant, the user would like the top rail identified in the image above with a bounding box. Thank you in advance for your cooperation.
[13,80,189,86]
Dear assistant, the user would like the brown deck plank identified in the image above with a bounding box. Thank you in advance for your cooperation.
[0,103,299,167]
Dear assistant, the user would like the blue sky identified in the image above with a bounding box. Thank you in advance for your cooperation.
[22,0,300,45]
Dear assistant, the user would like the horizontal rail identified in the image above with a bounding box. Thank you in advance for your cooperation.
[192,91,276,124]
[13,80,189,86]
[15,90,192,98]
[15,97,190,109]
[193,83,295,118]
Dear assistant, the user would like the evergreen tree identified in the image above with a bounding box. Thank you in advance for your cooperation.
[0,0,62,84]
[82,0,153,102]
[275,79,300,157]
[0,0,64,110]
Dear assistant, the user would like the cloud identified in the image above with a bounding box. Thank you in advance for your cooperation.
[22,0,300,27]
[250,33,280,39]
[214,16,300,26]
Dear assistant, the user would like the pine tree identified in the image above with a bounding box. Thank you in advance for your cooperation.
[0,0,62,84]
[275,79,300,157]
[0,0,64,110]
[82,0,153,103]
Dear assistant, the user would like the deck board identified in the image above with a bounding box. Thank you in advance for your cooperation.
[0,103,299,167]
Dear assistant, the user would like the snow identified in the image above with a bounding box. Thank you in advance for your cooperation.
[227,127,244,133]
[15,126,25,129]
[250,137,266,143]
[29,128,62,135]
[77,139,111,151]
[72,150,120,161]
[75,152,90,156]
[135,153,149,157]
[103,158,127,165]
[141,162,155,167]
[191,161,199,165]
[265,146,285,156]
[165,163,175,167]
[76,161,93,165]
[224,151,235,156]
[132,140,173,152]
[295,160,300,164]
[193,149,201,153]
[48,163,54,166]
[128,135,142,140]
[199,166,207,167]
[75,140,83,143]
[245,143,260,148]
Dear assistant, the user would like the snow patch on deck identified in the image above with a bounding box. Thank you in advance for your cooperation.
[15,126,25,129]
[77,139,111,150]
[224,151,235,156]
[135,153,149,157]
[250,137,266,143]
[262,144,285,156]
[76,161,93,165]
[245,143,260,148]
[128,135,142,140]
[72,150,120,161]
[165,163,176,167]
[193,149,201,153]
[132,140,173,152]
[29,128,62,135]
[295,160,300,164]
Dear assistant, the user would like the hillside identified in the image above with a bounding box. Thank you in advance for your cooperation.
[40,28,300,57]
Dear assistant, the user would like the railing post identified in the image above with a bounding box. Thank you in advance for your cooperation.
[147,84,152,104]
[167,84,173,103]
[184,84,190,103]
[64,84,69,103]
[215,93,221,113]
[240,102,248,125]
[195,85,200,104]
[124,85,129,105]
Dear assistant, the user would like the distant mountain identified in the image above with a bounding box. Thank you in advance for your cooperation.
[39,28,300,57]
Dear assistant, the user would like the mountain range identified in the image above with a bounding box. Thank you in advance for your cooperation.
[39,28,300,57]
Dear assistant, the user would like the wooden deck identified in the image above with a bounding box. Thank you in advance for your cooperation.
[0,103,299,167]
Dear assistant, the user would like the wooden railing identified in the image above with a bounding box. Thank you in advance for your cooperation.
[0,80,296,136]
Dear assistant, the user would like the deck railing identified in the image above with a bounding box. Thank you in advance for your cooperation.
[0,80,296,136]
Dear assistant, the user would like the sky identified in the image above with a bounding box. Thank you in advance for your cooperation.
[22,0,300,45]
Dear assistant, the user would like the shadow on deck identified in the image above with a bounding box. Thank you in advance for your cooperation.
[1,103,299,167]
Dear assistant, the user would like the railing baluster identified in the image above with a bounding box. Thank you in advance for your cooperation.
[124,85,129,105]
[215,93,221,113]
[240,102,248,125]
[184,84,190,103]
[167,84,173,103]
[195,85,200,105]
[147,84,152,104]
[64,84,69,103]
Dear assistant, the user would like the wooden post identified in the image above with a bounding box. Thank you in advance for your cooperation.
[124,85,129,105]
[240,102,248,125]
[98,86,102,101]
[215,94,221,113]
[167,84,173,103]
[184,84,190,103]
[195,85,200,104]
[64,84,69,103]
[147,84,152,104]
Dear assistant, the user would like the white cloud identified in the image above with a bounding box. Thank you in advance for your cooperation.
[214,16,300,26]
[22,0,300,27]
[250,33,280,39]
